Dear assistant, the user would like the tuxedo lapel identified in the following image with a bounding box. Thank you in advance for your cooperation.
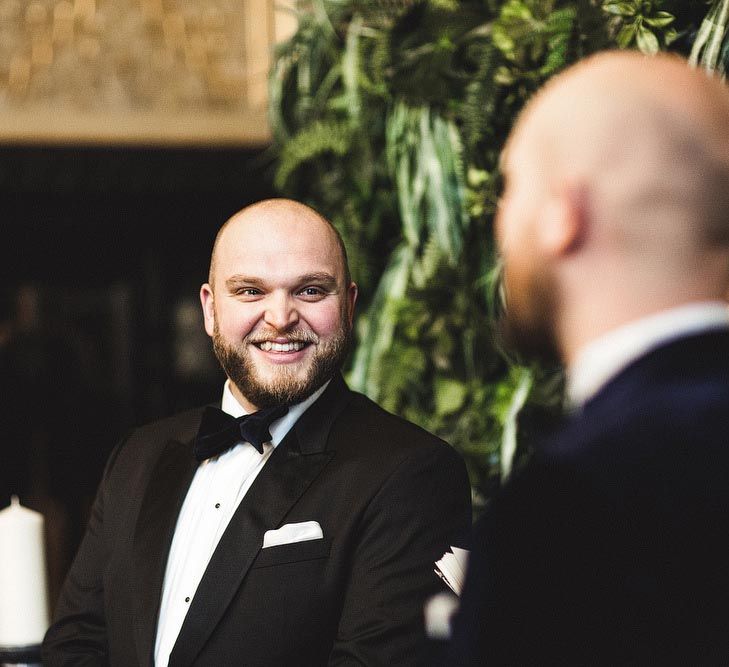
[132,435,199,667]
[168,375,352,667]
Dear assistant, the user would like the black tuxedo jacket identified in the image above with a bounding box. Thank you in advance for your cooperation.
[449,330,729,666]
[43,374,471,667]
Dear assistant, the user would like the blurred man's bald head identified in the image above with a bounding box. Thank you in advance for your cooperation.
[497,51,729,364]
[507,51,729,252]
[209,199,351,289]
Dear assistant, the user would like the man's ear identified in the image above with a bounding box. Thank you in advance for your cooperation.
[200,283,216,337]
[346,282,358,327]
[538,183,587,257]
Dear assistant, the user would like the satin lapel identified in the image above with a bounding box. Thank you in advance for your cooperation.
[132,436,198,667]
[168,375,353,667]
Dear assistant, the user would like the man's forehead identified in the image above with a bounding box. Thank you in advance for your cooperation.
[215,217,343,276]
[220,212,332,254]
[218,230,339,262]
[225,206,329,236]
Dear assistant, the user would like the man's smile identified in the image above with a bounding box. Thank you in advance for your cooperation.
[254,340,310,353]
[248,338,316,365]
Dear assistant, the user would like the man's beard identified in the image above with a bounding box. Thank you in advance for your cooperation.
[498,262,561,367]
[212,320,353,409]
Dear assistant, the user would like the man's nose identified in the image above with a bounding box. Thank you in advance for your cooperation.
[263,292,299,331]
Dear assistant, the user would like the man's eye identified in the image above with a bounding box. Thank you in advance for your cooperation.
[236,288,261,296]
[299,287,325,298]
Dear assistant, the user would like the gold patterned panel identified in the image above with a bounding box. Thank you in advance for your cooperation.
[0,0,288,145]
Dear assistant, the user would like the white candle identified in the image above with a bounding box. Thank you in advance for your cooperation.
[0,496,49,647]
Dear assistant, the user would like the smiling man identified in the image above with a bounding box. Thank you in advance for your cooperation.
[201,200,357,413]
[43,198,471,667]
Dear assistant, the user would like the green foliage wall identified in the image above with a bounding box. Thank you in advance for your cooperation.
[269,0,725,507]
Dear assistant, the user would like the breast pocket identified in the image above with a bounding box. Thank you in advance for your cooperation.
[251,538,331,569]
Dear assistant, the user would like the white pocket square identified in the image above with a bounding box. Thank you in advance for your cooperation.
[262,521,323,548]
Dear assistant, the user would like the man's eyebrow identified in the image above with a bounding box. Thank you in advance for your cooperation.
[225,275,265,290]
[224,272,339,291]
[298,272,338,286]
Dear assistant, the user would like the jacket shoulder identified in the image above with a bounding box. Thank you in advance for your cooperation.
[108,405,206,471]
[335,390,457,460]
[130,405,207,441]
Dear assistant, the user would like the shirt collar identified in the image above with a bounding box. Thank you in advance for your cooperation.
[220,379,331,446]
[566,300,729,411]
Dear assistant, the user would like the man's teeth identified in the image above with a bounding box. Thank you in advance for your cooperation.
[258,341,306,352]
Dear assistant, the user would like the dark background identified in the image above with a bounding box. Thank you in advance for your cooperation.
[0,144,274,602]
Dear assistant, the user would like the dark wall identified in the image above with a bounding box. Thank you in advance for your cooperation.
[2,144,275,414]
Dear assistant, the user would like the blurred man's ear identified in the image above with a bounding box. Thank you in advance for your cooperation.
[538,183,587,258]
[200,284,216,337]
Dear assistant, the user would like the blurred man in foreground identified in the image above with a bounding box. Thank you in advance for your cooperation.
[43,198,471,666]
[450,51,729,665]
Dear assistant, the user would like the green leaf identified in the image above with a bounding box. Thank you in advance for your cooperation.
[499,367,532,480]
[602,2,637,17]
[616,22,638,48]
[492,25,516,56]
[429,0,459,10]
[343,15,363,121]
[494,65,515,85]
[664,27,680,46]
[500,0,533,22]
[434,377,468,416]
[467,168,489,187]
[636,24,660,54]
[348,244,414,398]
[274,120,352,189]
[643,12,675,29]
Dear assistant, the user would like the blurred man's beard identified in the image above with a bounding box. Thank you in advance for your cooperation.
[212,321,353,409]
[498,263,561,367]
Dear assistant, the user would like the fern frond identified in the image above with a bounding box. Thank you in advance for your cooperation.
[275,121,353,189]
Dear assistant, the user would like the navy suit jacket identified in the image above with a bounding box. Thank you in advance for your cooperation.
[449,330,729,666]
[43,374,471,667]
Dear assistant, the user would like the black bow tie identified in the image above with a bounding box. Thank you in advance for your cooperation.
[193,404,289,461]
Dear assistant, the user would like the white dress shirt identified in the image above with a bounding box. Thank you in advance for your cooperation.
[153,380,329,667]
[566,301,729,411]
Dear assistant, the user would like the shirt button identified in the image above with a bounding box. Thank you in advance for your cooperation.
[215,503,221,509]
[185,597,190,603]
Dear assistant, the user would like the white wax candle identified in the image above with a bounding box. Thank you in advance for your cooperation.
[0,496,50,647]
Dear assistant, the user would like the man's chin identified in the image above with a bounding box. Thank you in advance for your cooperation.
[232,363,321,408]
[237,380,319,410]
[249,360,309,384]
[498,267,561,366]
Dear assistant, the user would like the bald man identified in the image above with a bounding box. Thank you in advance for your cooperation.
[449,52,729,665]
[43,199,471,667]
